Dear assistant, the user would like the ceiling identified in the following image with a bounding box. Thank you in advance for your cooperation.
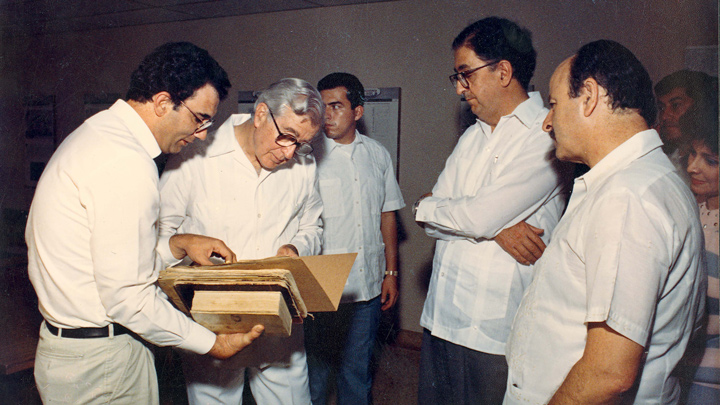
[0,0,393,37]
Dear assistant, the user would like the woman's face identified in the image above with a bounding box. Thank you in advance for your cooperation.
[687,140,719,205]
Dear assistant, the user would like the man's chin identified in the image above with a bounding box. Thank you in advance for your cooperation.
[262,158,288,171]
[659,127,682,142]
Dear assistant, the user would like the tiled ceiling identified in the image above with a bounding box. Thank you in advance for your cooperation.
[0,0,393,37]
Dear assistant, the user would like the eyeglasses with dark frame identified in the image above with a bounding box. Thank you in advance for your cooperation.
[180,100,214,133]
[268,108,314,157]
[449,61,497,89]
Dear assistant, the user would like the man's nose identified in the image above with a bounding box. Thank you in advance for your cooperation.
[194,128,208,140]
[542,113,553,133]
[282,144,296,159]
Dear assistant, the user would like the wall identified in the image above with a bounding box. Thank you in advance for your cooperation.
[1,0,717,333]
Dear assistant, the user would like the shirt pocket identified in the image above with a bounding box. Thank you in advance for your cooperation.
[452,248,512,321]
[318,178,345,218]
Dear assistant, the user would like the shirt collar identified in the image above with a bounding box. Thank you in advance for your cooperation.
[476,91,545,134]
[579,129,662,190]
[109,99,161,159]
[322,129,363,152]
[206,114,252,158]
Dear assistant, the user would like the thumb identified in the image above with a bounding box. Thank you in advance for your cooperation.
[239,325,265,348]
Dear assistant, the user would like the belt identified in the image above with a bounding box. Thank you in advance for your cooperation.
[46,322,131,339]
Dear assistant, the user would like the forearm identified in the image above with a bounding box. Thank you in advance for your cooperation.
[550,323,643,404]
[98,277,217,353]
[416,143,562,239]
[380,211,400,309]
[381,211,399,273]
[550,359,625,404]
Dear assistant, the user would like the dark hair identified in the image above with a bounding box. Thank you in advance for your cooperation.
[569,40,656,126]
[655,70,716,104]
[317,72,365,109]
[681,82,719,155]
[452,17,536,90]
[126,42,231,104]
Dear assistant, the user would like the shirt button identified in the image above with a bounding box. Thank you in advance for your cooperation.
[257,213,261,218]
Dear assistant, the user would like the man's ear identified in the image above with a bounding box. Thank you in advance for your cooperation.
[353,105,364,122]
[581,77,600,117]
[254,102,268,128]
[496,60,514,88]
[152,92,174,117]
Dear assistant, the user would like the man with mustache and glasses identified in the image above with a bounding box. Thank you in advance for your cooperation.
[412,17,568,404]
[158,78,324,404]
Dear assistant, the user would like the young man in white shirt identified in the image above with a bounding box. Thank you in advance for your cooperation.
[305,72,404,405]
[26,42,263,405]
[413,17,567,404]
[159,78,324,404]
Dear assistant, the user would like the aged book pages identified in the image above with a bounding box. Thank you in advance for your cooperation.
[191,290,292,336]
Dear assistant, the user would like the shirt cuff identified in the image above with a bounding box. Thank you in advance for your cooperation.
[382,200,406,213]
[415,196,441,222]
[156,235,182,268]
[176,322,217,355]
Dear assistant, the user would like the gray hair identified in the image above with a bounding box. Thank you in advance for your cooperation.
[254,78,325,129]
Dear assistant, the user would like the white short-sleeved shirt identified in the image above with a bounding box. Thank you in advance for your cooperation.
[414,92,567,354]
[505,130,706,404]
[158,113,323,261]
[314,132,405,303]
[26,100,216,355]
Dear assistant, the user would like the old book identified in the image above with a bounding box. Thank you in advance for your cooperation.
[158,253,357,337]
[191,290,292,336]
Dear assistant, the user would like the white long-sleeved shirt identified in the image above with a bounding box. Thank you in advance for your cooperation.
[415,92,567,355]
[314,132,405,303]
[504,130,706,404]
[158,114,322,263]
[26,99,216,355]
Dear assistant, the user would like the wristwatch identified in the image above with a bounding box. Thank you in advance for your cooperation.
[384,271,399,277]
[412,196,426,217]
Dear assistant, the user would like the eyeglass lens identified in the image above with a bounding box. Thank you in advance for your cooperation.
[268,108,313,156]
[181,101,214,133]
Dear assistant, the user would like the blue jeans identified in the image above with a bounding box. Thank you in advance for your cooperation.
[304,296,382,405]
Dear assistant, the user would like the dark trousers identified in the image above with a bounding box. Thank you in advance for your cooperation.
[418,329,508,405]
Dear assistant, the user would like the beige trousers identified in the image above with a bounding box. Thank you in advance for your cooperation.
[34,321,158,404]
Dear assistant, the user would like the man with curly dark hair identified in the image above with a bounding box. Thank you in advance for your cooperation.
[26,42,263,404]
